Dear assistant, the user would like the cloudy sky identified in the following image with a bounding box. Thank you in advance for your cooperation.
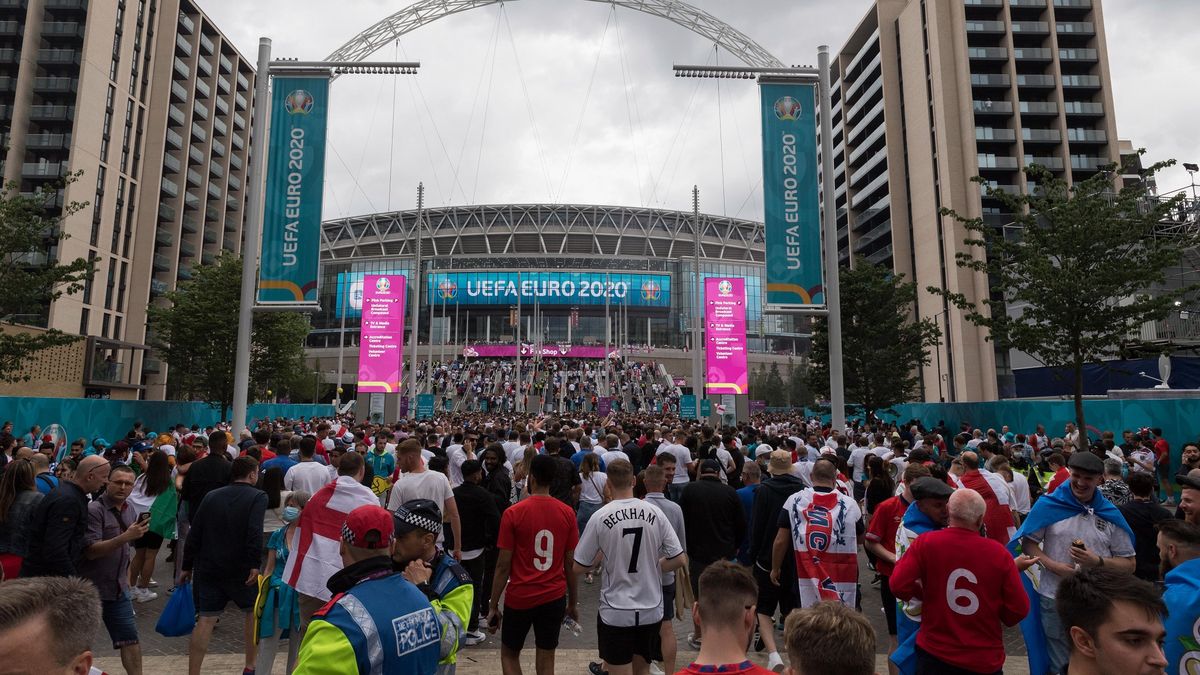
[198,0,1200,221]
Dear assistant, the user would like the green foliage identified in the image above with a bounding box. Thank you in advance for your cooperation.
[809,264,941,415]
[933,154,1199,441]
[147,254,311,417]
[0,176,94,382]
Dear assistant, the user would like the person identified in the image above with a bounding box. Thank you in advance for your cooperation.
[255,490,309,675]
[285,436,333,496]
[29,453,57,495]
[21,454,111,577]
[392,498,476,674]
[735,462,760,565]
[388,439,464,562]
[1056,567,1169,675]
[367,430,397,479]
[127,449,176,602]
[679,458,745,642]
[890,475,952,674]
[781,601,877,675]
[574,459,686,675]
[577,452,610,544]
[1158,519,1200,675]
[284,451,380,631]
[180,455,267,675]
[889,488,1034,674]
[956,451,1016,545]
[770,457,860,608]
[0,459,43,579]
[1119,472,1174,582]
[450,459,501,646]
[80,463,147,675]
[748,450,806,671]
[675,561,775,675]
[547,437,583,508]
[1014,451,1137,675]
[487,454,579,675]
[659,430,694,501]
[292,504,442,674]
[446,433,474,487]
[641,463,687,675]
[0,576,105,674]
[1178,472,1200,526]
[1045,452,1070,494]
[1099,458,1133,506]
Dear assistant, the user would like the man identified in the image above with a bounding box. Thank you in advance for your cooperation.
[293,504,442,673]
[21,454,111,577]
[1015,451,1136,675]
[284,452,380,631]
[642,464,687,675]
[748,450,806,671]
[680,458,745,646]
[1045,452,1070,494]
[80,464,148,675]
[0,577,107,674]
[1178,471,1200,526]
[1056,567,1169,675]
[487,454,579,675]
[1158,519,1200,675]
[599,434,629,467]
[848,436,872,501]
[285,436,333,496]
[676,562,775,675]
[388,439,464,561]
[1119,472,1174,582]
[889,488,1034,674]
[447,434,476,487]
[1099,458,1133,506]
[890,476,953,675]
[28,452,57,495]
[957,451,1016,545]
[770,457,860,609]
[547,437,583,508]
[781,601,876,675]
[451,460,501,646]
[736,462,760,565]
[660,430,694,501]
[180,431,231,515]
[392,499,476,674]
[367,430,397,479]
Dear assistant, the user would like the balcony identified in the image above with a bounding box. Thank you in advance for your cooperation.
[186,168,203,186]
[972,100,1013,115]
[211,139,225,156]
[227,175,241,191]
[215,97,229,115]
[967,47,1007,61]
[212,117,227,136]
[153,254,172,271]
[175,34,191,57]
[178,12,194,34]
[22,162,66,178]
[233,112,246,130]
[1016,74,1055,88]
[149,280,168,296]
[225,212,240,230]
[1071,156,1109,171]
[179,239,195,257]
[1063,100,1104,116]
[178,265,193,281]
[183,192,200,210]
[188,145,204,164]
[1022,128,1061,143]
[168,104,185,125]
[1024,155,1064,170]
[203,228,218,244]
[191,122,207,142]
[965,20,1005,33]
[155,229,174,247]
[196,56,211,76]
[1010,21,1049,34]
[171,80,188,102]
[979,182,1022,197]
[219,54,233,74]
[1066,128,1107,143]
[237,72,249,90]
[25,133,70,149]
[227,195,241,212]
[162,153,181,173]
[1061,75,1101,89]
[976,127,1016,142]
[970,73,1010,88]
[231,134,244,150]
[173,58,189,79]
[158,203,176,221]
[195,78,210,98]
[978,155,1020,170]
[41,22,84,38]
[964,0,1004,6]
[1019,101,1058,115]
[1009,0,1047,6]
[865,244,893,266]
[161,177,179,197]
[210,162,224,178]
[207,182,222,199]
[0,48,16,63]
[217,75,230,94]
[235,92,247,110]
[1053,0,1091,7]
[37,48,80,64]
[1013,48,1052,61]
[181,216,199,233]
[193,100,208,120]
[1057,21,1095,35]
[201,250,217,265]
[1059,48,1098,62]
[0,21,21,36]
[229,153,242,170]
[33,76,77,94]
[165,128,183,149]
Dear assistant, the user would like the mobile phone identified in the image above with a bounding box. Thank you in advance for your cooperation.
[137,512,151,524]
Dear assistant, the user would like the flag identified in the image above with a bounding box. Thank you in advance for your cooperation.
[890,502,942,675]
[1006,481,1134,675]
[960,469,1016,545]
[784,489,860,608]
[282,475,379,601]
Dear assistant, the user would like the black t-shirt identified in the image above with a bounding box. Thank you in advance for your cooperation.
[549,455,582,507]
[1119,499,1174,582]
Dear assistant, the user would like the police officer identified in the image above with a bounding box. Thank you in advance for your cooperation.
[293,505,441,674]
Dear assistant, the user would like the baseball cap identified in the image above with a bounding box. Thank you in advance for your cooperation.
[92,438,109,449]
[768,450,793,476]
[755,443,775,459]
[393,499,442,535]
[341,505,395,550]
[910,477,954,501]
[699,459,721,475]
[1067,451,1104,475]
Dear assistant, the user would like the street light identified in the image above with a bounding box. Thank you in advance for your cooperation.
[1184,163,1198,201]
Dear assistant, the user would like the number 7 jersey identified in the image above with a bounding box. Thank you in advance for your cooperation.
[574,497,685,627]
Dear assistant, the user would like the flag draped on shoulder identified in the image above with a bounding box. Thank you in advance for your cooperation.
[890,502,942,675]
[282,475,380,601]
[1005,481,1135,675]
[960,469,1016,545]
[784,488,860,609]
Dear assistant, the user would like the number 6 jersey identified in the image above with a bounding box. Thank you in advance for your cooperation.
[574,497,685,627]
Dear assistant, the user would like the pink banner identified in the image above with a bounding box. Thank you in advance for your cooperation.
[461,344,617,359]
[705,277,748,395]
[357,275,407,393]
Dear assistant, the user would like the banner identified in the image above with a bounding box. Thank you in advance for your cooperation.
[258,75,330,304]
[680,394,696,420]
[597,397,612,417]
[462,344,617,359]
[704,277,748,395]
[427,271,671,308]
[760,80,823,309]
[357,275,407,393]
[416,393,435,419]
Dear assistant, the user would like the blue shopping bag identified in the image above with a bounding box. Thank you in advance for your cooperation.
[155,582,196,637]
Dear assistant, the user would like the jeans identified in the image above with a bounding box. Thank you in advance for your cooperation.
[100,590,139,649]
[460,554,486,632]
[1040,594,1071,674]
[669,482,686,502]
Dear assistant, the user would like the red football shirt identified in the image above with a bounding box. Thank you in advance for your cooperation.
[1046,467,1070,494]
[865,495,909,576]
[1154,438,1170,463]
[889,526,1029,673]
[497,494,579,610]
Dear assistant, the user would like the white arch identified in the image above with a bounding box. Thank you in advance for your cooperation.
[323,0,785,71]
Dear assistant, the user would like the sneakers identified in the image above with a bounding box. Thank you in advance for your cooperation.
[650,663,665,675]
[147,579,160,588]
[686,632,702,649]
[462,630,486,646]
[768,651,785,673]
[753,630,765,652]
[588,662,608,675]
[131,587,158,603]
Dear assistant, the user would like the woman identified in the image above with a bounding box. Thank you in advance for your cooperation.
[864,455,895,518]
[0,460,44,580]
[54,458,76,482]
[512,446,537,503]
[577,453,610,584]
[259,467,292,537]
[127,450,176,601]
[256,490,309,674]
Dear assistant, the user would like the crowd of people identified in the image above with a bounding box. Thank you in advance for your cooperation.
[0,412,1197,675]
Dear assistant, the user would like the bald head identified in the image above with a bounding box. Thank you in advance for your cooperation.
[960,451,980,471]
[75,454,108,475]
[72,455,111,492]
[948,488,986,529]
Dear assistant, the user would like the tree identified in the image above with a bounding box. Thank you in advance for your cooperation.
[148,254,311,418]
[809,264,941,416]
[786,358,812,409]
[0,177,95,382]
[933,156,1199,446]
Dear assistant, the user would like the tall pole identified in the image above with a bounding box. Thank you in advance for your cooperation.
[515,271,522,412]
[691,186,703,420]
[335,277,347,407]
[604,272,611,398]
[407,183,423,414]
[818,45,846,432]
[231,38,272,433]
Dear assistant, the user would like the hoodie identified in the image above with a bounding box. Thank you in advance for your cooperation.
[749,473,808,570]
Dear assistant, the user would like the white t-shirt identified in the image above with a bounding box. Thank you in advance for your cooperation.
[580,471,609,504]
[789,461,813,487]
[387,470,455,546]
[1129,448,1155,474]
[848,447,871,483]
[660,443,693,484]
[1026,510,1135,598]
[285,461,333,495]
[573,497,684,626]
[1007,475,1031,515]
[446,444,469,487]
[505,444,527,467]
[600,449,630,467]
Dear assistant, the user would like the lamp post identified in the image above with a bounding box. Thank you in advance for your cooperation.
[1184,162,1198,201]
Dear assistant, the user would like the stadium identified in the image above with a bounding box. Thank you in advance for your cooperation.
[304,203,803,412]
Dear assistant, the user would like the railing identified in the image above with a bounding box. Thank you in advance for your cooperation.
[976,127,1016,142]
[973,100,1013,114]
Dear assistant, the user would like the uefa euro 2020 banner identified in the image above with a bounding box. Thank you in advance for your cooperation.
[258,75,330,305]
[704,277,748,395]
[357,275,407,393]
[760,81,823,309]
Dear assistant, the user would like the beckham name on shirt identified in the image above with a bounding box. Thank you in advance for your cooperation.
[601,506,658,529]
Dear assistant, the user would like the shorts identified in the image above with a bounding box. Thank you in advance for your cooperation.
[101,591,139,649]
[662,583,676,621]
[880,575,897,635]
[134,530,165,550]
[915,644,1001,675]
[753,564,795,618]
[501,596,566,652]
[597,616,662,666]
[193,575,257,616]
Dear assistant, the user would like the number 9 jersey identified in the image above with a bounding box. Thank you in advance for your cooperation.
[497,494,580,610]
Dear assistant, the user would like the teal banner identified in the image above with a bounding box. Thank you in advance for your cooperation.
[258,75,330,304]
[760,81,823,308]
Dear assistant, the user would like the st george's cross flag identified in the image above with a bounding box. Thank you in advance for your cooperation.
[781,487,862,608]
[282,475,379,601]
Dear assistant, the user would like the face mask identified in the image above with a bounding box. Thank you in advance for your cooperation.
[282,506,301,523]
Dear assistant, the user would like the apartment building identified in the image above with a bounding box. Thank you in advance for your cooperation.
[0,0,254,399]
[825,0,1120,402]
